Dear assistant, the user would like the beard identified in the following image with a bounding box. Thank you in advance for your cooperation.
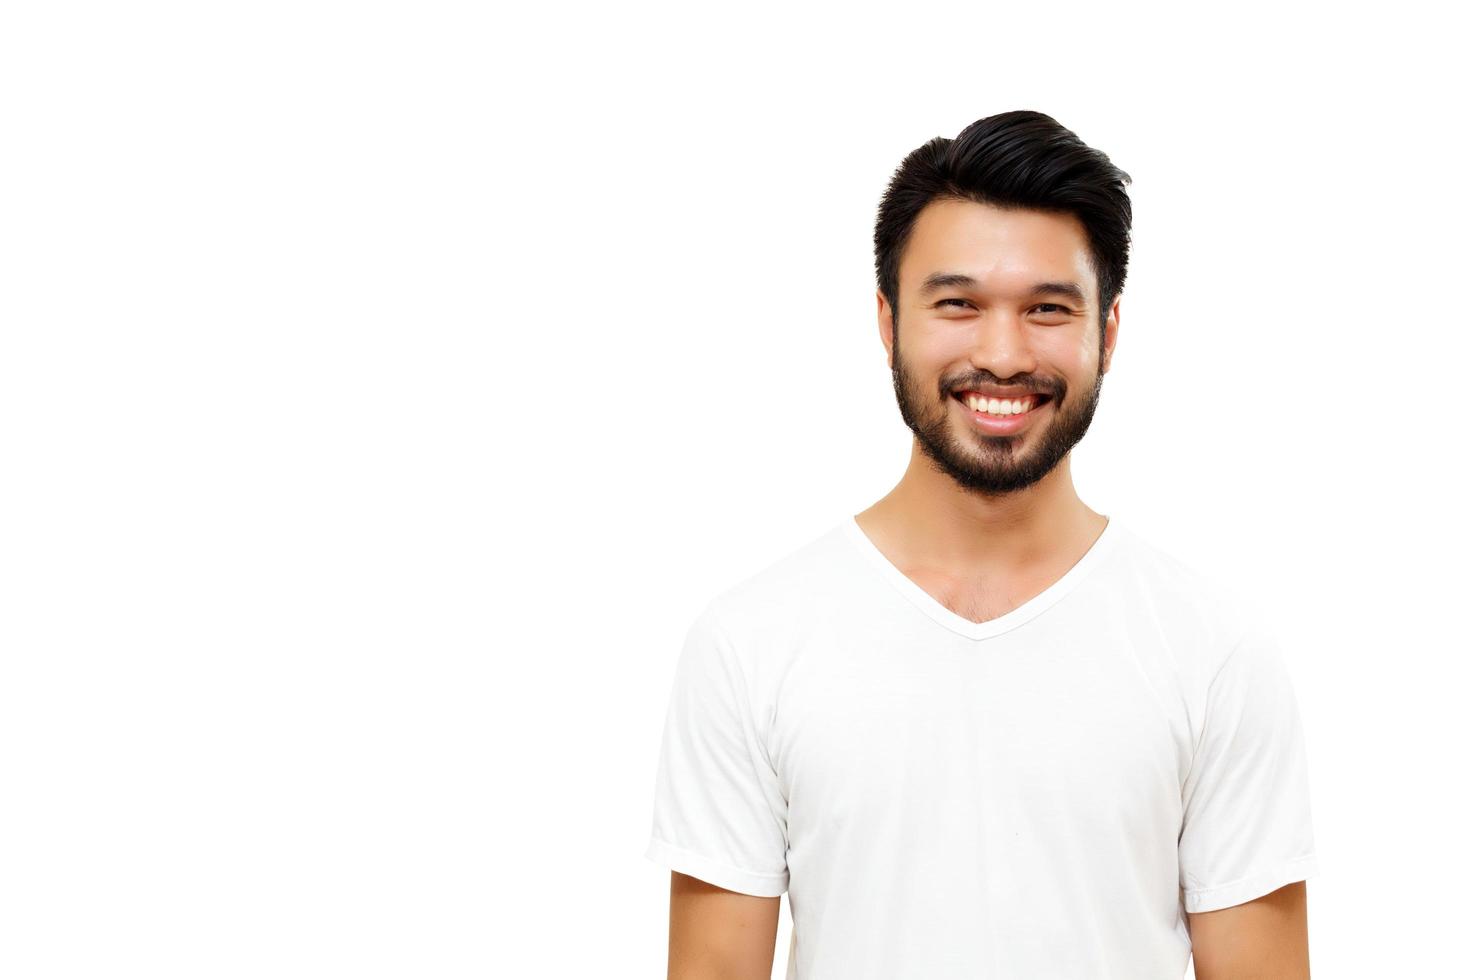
[889,330,1105,497]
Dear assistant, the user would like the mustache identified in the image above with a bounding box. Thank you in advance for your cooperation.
[947,378,1062,398]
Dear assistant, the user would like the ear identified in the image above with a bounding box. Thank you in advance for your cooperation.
[877,290,896,370]
[1100,295,1121,374]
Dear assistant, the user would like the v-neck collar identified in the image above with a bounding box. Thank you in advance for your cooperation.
[840,513,1123,640]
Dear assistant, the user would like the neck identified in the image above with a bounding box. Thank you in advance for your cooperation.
[858,441,1104,570]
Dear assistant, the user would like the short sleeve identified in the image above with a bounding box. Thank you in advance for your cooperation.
[643,604,790,897]
[1178,621,1320,912]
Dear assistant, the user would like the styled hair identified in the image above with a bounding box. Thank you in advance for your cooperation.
[874,110,1133,331]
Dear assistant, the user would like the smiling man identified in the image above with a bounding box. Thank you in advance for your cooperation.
[645,111,1319,979]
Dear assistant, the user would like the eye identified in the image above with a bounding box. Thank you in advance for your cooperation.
[936,298,973,309]
[1033,303,1070,314]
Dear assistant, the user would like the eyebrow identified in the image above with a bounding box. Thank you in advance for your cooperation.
[917,272,1088,307]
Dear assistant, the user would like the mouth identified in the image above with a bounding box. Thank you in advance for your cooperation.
[950,390,1054,433]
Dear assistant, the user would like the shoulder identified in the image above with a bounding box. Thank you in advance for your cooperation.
[686,519,856,684]
[1104,518,1269,674]
[701,521,852,626]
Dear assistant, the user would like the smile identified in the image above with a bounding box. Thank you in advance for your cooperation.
[951,390,1053,433]
[953,391,1050,416]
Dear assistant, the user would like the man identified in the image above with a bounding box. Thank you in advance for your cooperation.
[644,110,1319,979]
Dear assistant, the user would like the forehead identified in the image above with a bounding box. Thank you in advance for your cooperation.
[899,198,1097,299]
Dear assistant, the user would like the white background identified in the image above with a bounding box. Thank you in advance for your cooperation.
[2,2,1464,977]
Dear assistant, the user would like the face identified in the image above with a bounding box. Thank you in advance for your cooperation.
[879,197,1120,497]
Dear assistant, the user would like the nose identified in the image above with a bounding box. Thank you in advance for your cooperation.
[965,311,1037,381]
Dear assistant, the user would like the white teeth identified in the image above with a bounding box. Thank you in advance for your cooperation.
[964,394,1036,416]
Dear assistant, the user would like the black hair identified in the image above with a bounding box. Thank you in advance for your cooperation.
[874,110,1133,332]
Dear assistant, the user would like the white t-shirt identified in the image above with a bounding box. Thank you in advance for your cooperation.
[643,514,1320,979]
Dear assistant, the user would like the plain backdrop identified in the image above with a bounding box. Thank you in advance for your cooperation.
[2,2,1465,977]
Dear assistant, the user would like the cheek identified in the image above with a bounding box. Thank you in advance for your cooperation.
[912,329,982,370]
[1043,333,1097,372]
[896,332,956,373]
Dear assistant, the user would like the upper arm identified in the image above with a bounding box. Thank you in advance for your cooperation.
[1187,879,1311,979]
[644,606,791,976]
[643,605,791,893]
[666,871,780,980]
[1179,621,1320,914]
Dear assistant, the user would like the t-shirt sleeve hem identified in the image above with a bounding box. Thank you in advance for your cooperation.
[1182,852,1319,913]
[644,834,789,898]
